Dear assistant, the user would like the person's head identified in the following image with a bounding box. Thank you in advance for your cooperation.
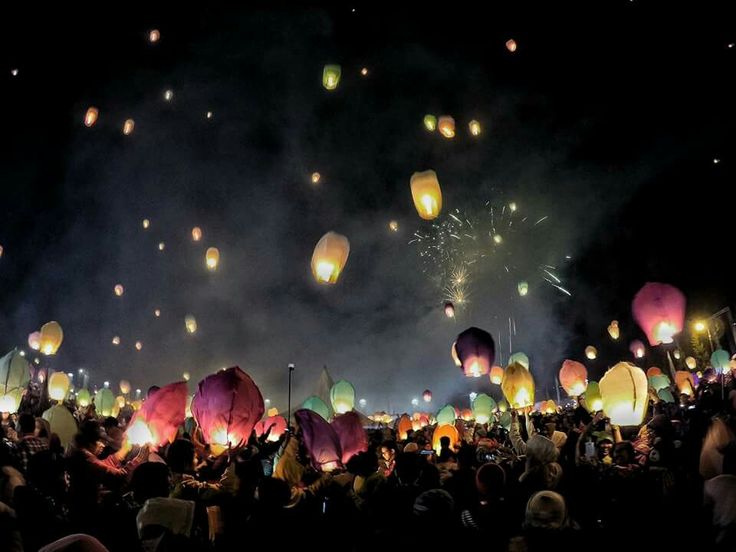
[457,443,475,468]
[147,386,161,399]
[613,441,635,466]
[105,426,124,452]
[524,491,568,530]
[403,442,419,454]
[167,439,195,473]
[440,436,451,449]
[131,461,171,503]
[526,434,558,465]
[545,422,557,438]
[475,463,506,499]
[597,438,614,459]
[380,441,396,462]
[18,413,35,435]
[35,417,50,438]
[394,452,420,485]
[75,420,103,452]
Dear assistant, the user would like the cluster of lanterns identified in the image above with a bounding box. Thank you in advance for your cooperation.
[27,322,64,356]
[423,115,482,138]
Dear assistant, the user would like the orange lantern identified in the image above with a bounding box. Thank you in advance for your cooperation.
[84,107,99,127]
[39,321,64,355]
[123,119,135,135]
[437,116,456,138]
[192,227,202,242]
[490,365,504,385]
[674,371,695,396]
[432,424,459,454]
[410,170,442,220]
[646,367,662,378]
[311,231,350,284]
[205,247,220,270]
[599,362,648,426]
[505,39,517,52]
[559,359,588,396]
[397,414,413,440]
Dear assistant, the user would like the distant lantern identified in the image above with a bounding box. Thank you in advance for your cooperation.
[506,39,517,52]
[685,356,697,370]
[608,320,620,340]
[508,352,530,370]
[360,67,368,76]
[438,116,456,138]
[135,341,142,351]
[509,202,517,212]
[454,327,495,378]
[311,172,321,184]
[77,388,91,408]
[673,349,681,360]
[423,114,437,132]
[39,321,64,356]
[468,120,481,136]
[114,284,124,296]
[471,393,496,424]
[206,247,220,270]
[302,396,331,420]
[96,388,116,417]
[493,234,503,245]
[0,350,30,414]
[330,380,355,414]
[28,331,41,351]
[423,389,432,403]
[675,371,695,396]
[164,89,173,101]
[397,415,413,440]
[518,281,529,296]
[444,302,455,318]
[48,372,70,401]
[632,282,686,346]
[410,170,442,220]
[311,231,350,284]
[630,340,646,359]
[648,374,670,392]
[84,107,99,127]
[389,220,399,232]
[560,360,588,397]
[267,407,279,417]
[112,336,120,345]
[142,219,150,229]
[158,242,165,251]
[451,341,461,367]
[185,315,197,334]
[585,346,597,360]
[322,64,341,90]
[599,362,648,426]
[192,227,202,241]
[11,68,18,76]
[490,365,504,385]
[149,29,160,43]
[584,381,603,412]
[711,349,730,374]
[206,111,213,119]
[501,362,535,409]
[119,379,131,395]
[123,119,135,135]
[154,309,161,317]
[436,404,456,426]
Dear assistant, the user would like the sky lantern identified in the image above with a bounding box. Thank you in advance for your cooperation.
[183,372,191,382]
[432,424,459,455]
[502,361,535,409]
[122,119,135,135]
[505,39,517,52]
[497,400,509,413]
[311,172,321,184]
[295,409,342,472]
[96,388,116,417]
[28,331,41,351]
[648,374,670,392]
[541,400,557,415]
[423,114,437,131]
[608,320,620,340]
[112,336,120,345]
[191,227,202,241]
[128,381,187,447]
[84,107,99,127]
[322,64,341,90]
[460,408,473,422]
[164,89,173,101]
[675,371,695,396]
[584,381,603,412]
[673,349,681,360]
[471,393,496,424]
[468,120,482,136]
[192,366,264,455]
[600,362,648,426]
[303,396,331,420]
[646,367,662,378]
[438,116,455,138]
[77,388,91,407]
[490,365,504,385]
[331,411,369,464]
[444,302,455,318]
[267,406,279,417]
[518,281,529,296]
[685,356,697,370]
[185,315,198,335]
[559,359,588,396]
[454,327,495,378]
[389,220,399,232]
[254,415,287,442]
[311,231,350,284]
[205,247,220,270]
[119,379,131,395]
[42,405,77,448]
[585,346,597,360]
[135,341,143,351]
[508,352,529,370]
[126,419,154,446]
[632,282,686,346]
[154,309,161,317]
[423,389,432,403]
[0,350,30,414]
[114,284,124,296]
[39,321,63,355]
[436,404,456,426]
[149,29,160,43]
[451,341,462,367]
[630,340,646,359]
[397,414,413,440]
[158,242,165,251]
[48,372,70,401]
[330,380,355,414]
[410,170,442,220]
[142,219,150,229]
[711,349,730,374]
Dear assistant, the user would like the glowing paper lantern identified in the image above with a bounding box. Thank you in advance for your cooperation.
[191,227,202,241]
[0,349,30,413]
[135,341,143,351]
[28,332,41,351]
[508,352,529,370]
[436,404,456,426]
[42,404,77,448]
[559,360,588,396]
[497,400,508,413]
[311,172,321,184]
[607,320,620,340]
[711,349,730,374]
[444,302,455,318]
[183,372,191,382]
[397,415,413,440]
[142,219,150,229]
[584,382,603,412]
[149,29,160,43]
[541,400,557,415]
[432,424,459,455]
[77,388,91,407]
[632,282,686,346]
[301,394,330,419]
[128,381,188,446]
[423,389,432,403]
[630,340,646,359]
[499,411,512,430]
[48,372,70,401]
[158,242,165,251]
[468,120,482,136]
[330,380,355,414]
[471,394,496,424]
[454,327,495,378]
[185,315,197,334]
[648,374,670,392]
[506,39,517,52]
[518,281,529,296]
[114,284,124,296]
[675,371,695,396]
[295,408,342,471]
[164,89,173,101]
[423,114,437,131]
[96,388,115,417]
[646,367,662,378]
[460,408,473,422]
[685,356,697,370]
[119,380,131,395]
[502,362,535,409]
[122,119,135,135]
[154,309,161,317]
[254,415,287,442]
[599,362,648,426]
[126,419,154,446]
[322,64,341,90]
[39,321,64,355]
[84,107,99,127]
[673,349,681,360]
[410,170,442,220]
[331,411,368,464]
[451,341,461,367]
[658,389,675,403]
[112,336,120,345]
[438,116,455,138]
[490,365,504,385]
[192,367,264,455]
[311,231,350,284]
[389,220,399,232]
[267,407,278,417]
[205,247,220,270]
[585,346,598,360]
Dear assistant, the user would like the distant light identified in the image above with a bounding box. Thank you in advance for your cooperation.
[114,284,124,296]
[79,369,84,373]
[149,29,160,43]
[360,67,368,76]
[565,255,572,259]
[411,398,419,406]
[264,398,271,404]
[135,341,143,351]
[34,358,40,365]
[509,202,517,212]
[158,242,165,251]
[311,172,321,184]
[206,111,213,119]
[19,350,25,357]
[154,309,161,317]
[469,392,478,402]
[84,107,99,127]
[389,220,399,232]
[104,381,110,388]
[112,336,120,345]
[506,39,517,53]
[713,158,720,164]
[359,398,367,407]
[493,234,503,245]
[11,68,18,77]
[142,219,150,229]
[729,43,734,49]
[67,373,74,378]
[164,89,173,101]
[468,120,482,136]
[123,118,135,135]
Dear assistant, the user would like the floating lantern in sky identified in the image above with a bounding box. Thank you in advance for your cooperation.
[0,350,30,414]
[360,67,368,76]
[185,315,197,335]
[303,396,330,420]
[585,346,597,360]
[454,327,495,378]
[410,170,442,220]
[84,107,99,127]
[632,282,686,346]
[389,220,399,232]
[608,320,620,340]
[154,309,161,317]
[506,39,517,52]
[444,302,455,318]
[206,111,213,119]
[142,219,150,229]
[330,380,355,414]
[311,172,321,184]
[149,29,160,43]
[436,404,456,426]
[28,332,41,351]
[11,68,18,76]
[584,381,603,412]
[490,365,504,385]
[119,379,131,395]
[158,242,165,251]
[560,359,588,396]
[135,341,142,351]
[114,284,124,297]
[39,321,63,355]
[423,114,437,132]
[508,352,530,370]
[673,349,681,360]
[471,393,496,424]
[711,349,730,374]
[468,120,482,136]
[517,281,529,296]
[685,356,697,370]
[509,202,517,212]
[0,245,3,257]
[502,361,535,409]
[191,227,202,241]
[675,371,695,396]
[629,340,646,359]
[122,119,135,135]
[423,389,432,403]
[48,372,70,401]
[311,231,350,284]
[164,89,173,101]
[182,372,190,382]
[438,116,456,138]
[493,234,503,245]
[112,336,120,346]
[600,362,648,426]
[322,64,341,90]
[206,247,220,270]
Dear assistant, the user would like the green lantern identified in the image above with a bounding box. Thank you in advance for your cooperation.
[517,281,529,297]
[499,411,512,431]
[471,393,496,424]
[77,388,91,408]
[509,352,530,370]
[711,349,730,374]
[43,404,78,448]
[303,395,330,420]
[423,114,437,131]
[648,374,670,392]
[657,388,675,403]
[322,64,341,90]
[436,404,456,426]
[96,388,116,417]
[584,381,603,412]
[329,380,355,414]
[0,349,30,413]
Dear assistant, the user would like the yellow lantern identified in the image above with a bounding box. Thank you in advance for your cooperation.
[148,29,160,43]
[410,170,442,220]
[185,315,198,334]
[192,227,202,241]
[322,64,341,90]
[389,220,399,232]
[114,284,124,296]
[501,361,535,409]
[311,231,350,284]
[468,120,481,136]
[84,107,99,127]
[206,247,220,270]
[585,346,597,360]
[506,39,517,52]
[142,219,150,229]
[423,114,437,132]
[122,119,135,135]
[267,407,279,417]
[183,372,191,381]
[599,362,648,426]
[48,372,70,401]
[311,172,321,184]
[685,356,697,370]
[39,321,64,355]
[438,116,455,138]
[608,320,620,340]
[158,242,165,251]
[119,380,131,395]
[116,395,126,409]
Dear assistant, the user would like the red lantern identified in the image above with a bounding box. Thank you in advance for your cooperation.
[454,327,495,378]
[646,367,662,378]
[559,360,588,397]
[422,389,432,403]
[254,415,287,442]
[632,282,686,346]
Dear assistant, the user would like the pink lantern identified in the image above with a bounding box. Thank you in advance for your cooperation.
[254,415,287,442]
[28,331,41,351]
[559,360,588,396]
[191,366,264,455]
[454,327,495,378]
[331,411,368,464]
[630,339,646,359]
[125,381,187,447]
[294,409,342,471]
[632,282,686,346]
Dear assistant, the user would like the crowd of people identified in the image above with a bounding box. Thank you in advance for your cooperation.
[2,371,736,551]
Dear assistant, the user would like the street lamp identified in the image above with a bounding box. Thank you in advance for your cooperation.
[694,320,714,351]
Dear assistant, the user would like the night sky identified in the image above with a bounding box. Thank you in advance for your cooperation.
[2,2,735,412]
